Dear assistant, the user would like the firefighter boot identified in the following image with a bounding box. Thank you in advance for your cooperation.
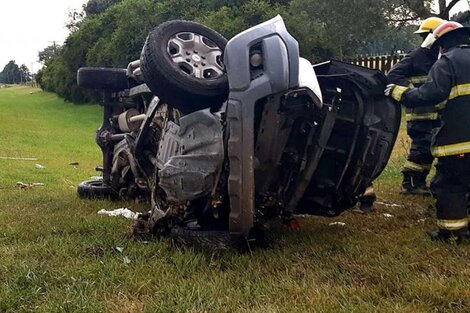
[401,171,431,196]
[426,229,464,244]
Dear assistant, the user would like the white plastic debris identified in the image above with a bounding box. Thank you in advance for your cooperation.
[0,156,38,161]
[115,247,124,253]
[97,208,139,220]
[123,256,131,264]
[90,176,103,180]
[375,201,404,208]
[329,222,346,227]
[383,213,394,218]
[35,164,46,169]
[16,182,45,189]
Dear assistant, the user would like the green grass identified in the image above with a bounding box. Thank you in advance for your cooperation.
[1,86,470,313]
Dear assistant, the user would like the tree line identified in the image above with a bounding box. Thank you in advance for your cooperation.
[35,0,470,103]
[0,61,31,84]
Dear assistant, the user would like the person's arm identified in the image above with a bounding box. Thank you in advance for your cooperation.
[401,57,453,107]
[387,52,414,85]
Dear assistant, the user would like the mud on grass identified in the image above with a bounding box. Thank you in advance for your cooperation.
[1,86,470,312]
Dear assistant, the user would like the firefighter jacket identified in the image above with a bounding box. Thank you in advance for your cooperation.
[387,47,439,121]
[400,45,470,157]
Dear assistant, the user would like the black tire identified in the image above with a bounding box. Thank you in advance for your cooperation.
[140,20,229,114]
[77,179,117,200]
[77,67,128,91]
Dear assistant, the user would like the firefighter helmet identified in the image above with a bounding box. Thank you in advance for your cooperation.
[414,17,445,34]
[432,21,466,39]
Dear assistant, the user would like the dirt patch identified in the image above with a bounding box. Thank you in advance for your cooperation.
[104,293,145,313]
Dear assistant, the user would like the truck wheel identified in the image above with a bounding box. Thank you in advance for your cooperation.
[140,20,228,114]
[77,67,128,91]
[77,179,117,200]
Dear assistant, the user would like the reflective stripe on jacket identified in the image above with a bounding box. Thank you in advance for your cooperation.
[401,45,470,157]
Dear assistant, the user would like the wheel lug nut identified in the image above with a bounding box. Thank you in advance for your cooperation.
[186,58,191,62]
[194,50,198,54]
[186,51,191,55]
[201,62,206,66]
[201,56,206,59]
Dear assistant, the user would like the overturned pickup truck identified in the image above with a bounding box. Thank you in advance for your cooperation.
[77,16,400,248]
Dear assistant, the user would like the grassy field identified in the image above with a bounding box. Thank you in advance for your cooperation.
[1,85,469,313]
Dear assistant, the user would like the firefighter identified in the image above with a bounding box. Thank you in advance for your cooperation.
[387,17,444,196]
[385,21,470,243]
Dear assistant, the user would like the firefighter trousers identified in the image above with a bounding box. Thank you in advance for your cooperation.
[430,155,470,233]
[403,120,439,175]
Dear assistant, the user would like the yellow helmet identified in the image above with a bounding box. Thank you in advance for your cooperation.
[414,17,445,34]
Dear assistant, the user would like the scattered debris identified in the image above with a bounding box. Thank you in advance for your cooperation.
[418,218,426,223]
[98,208,139,220]
[329,222,346,227]
[16,182,45,189]
[0,156,38,161]
[115,247,124,253]
[90,176,103,180]
[35,164,46,169]
[375,201,404,208]
[282,217,301,230]
[123,256,131,264]
[383,213,394,218]
[69,162,79,166]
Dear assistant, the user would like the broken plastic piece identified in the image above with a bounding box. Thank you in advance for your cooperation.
[16,182,45,189]
[98,208,139,220]
[383,213,394,218]
[0,156,38,161]
[283,218,301,230]
[375,201,404,208]
[329,222,346,227]
[35,164,46,169]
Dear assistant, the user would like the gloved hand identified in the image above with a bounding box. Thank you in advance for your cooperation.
[384,84,408,102]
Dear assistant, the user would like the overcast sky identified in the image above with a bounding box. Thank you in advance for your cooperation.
[0,0,469,73]
[0,0,88,73]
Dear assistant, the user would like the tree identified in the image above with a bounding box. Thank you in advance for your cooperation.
[38,44,62,64]
[436,0,464,19]
[288,0,390,59]
[84,0,121,15]
[19,64,31,82]
[452,9,470,24]
[66,8,86,32]
[0,61,21,84]
[385,0,469,22]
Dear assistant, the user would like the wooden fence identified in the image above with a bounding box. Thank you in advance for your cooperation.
[344,54,406,74]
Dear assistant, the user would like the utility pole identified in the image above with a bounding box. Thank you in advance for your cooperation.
[31,62,34,87]
[48,41,60,55]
